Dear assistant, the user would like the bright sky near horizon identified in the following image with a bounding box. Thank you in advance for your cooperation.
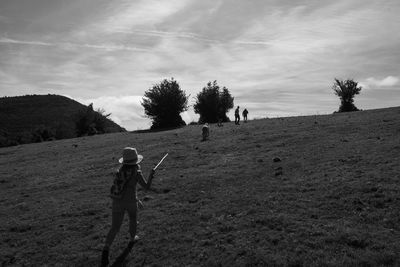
[0,0,399,130]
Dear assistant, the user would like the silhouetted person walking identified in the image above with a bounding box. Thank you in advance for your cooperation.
[234,106,240,125]
[100,147,155,267]
[217,107,224,127]
[202,123,209,141]
[242,108,248,122]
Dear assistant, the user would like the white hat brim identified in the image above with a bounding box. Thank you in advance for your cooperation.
[119,154,143,165]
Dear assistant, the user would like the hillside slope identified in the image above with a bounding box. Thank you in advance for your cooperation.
[0,94,125,146]
[0,107,399,266]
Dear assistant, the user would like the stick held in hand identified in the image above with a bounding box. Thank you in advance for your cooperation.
[153,153,168,170]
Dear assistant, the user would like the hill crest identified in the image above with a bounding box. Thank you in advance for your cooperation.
[0,94,125,146]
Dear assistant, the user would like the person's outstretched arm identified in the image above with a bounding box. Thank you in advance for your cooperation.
[137,169,155,190]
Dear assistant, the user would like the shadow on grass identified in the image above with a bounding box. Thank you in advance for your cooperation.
[110,240,138,267]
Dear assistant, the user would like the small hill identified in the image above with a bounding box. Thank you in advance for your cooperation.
[0,94,125,146]
[0,106,399,266]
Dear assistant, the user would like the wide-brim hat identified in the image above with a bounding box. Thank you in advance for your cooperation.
[119,147,143,165]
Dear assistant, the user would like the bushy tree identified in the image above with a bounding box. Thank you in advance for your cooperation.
[194,81,234,123]
[31,125,56,143]
[75,103,111,136]
[0,130,18,147]
[93,108,111,134]
[332,78,362,112]
[142,78,189,129]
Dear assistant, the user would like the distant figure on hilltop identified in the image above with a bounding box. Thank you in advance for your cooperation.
[217,107,224,127]
[202,123,210,141]
[234,106,240,125]
[101,147,156,267]
[242,108,248,122]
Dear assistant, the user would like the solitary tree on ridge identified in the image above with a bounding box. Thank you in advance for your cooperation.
[194,81,234,123]
[142,78,189,129]
[332,78,362,112]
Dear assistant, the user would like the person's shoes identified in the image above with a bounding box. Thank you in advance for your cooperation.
[100,249,109,267]
[127,235,139,249]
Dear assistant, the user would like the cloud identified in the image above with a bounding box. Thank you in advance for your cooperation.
[0,37,150,52]
[0,37,53,46]
[362,76,399,89]
[0,15,9,23]
[100,0,192,32]
[114,29,221,44]
[0,70,35,96]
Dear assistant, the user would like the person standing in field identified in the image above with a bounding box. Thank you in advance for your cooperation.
[234,106,240,125]
[217,107,224,127]
[242,108,248,122]
[100,147,155,267]
[202,123,209,141]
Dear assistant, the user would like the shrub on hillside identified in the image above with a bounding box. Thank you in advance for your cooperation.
[332,78,362,112]
[0,130,19,147]
[75,104,112,136]
[93,108,111,134]
[194,81,234,123]
[31,125,56,143]
[54,122,75,140]
[142,78,189,129]
[0,137,12,147]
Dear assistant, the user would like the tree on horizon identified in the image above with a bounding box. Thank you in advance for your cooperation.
[142,78,189,129]
[332,78,362,112]
[194,81,234,124]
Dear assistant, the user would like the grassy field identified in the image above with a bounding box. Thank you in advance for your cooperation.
[1,107,399,266]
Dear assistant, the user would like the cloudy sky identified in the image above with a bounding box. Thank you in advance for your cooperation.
[1,0,399,130]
